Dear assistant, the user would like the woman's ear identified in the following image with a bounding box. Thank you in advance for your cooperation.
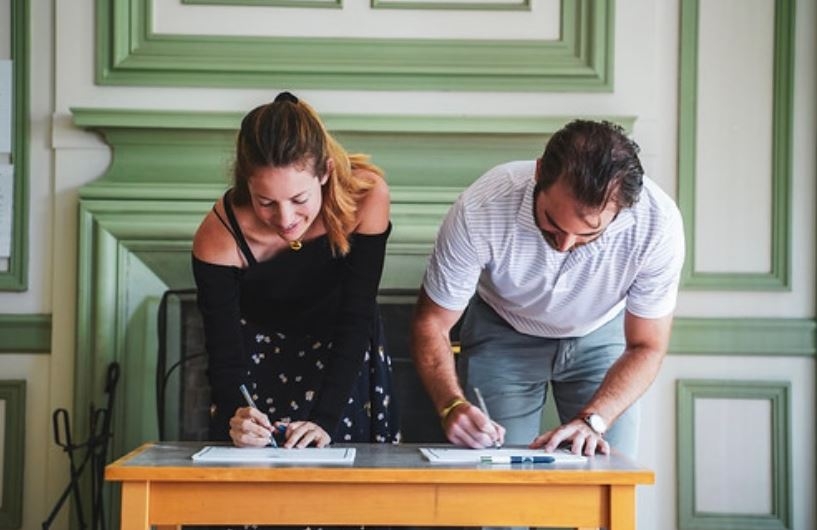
[320,158,334,186]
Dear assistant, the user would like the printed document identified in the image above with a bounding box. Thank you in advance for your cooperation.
[420,447,587,464]
[191,446,356,464]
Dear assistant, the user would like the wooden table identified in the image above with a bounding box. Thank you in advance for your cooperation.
[106,442,654,530]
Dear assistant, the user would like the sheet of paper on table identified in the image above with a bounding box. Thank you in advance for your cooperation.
[419,447,587,464]
[191,446,356,464]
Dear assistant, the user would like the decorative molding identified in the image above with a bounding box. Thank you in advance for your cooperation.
[0,0,30,290]
[0,314,52,353]
[676,380,791,530]
[371,0,530,11]
[71,107,634,187]
[183,0,341,7]
[676,0,795,290]
[0,380,25,529]
[95,0,614,91]
[669,317,816,357]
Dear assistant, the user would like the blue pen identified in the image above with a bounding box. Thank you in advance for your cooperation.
[239,384,277,447]
[480,455,555,465]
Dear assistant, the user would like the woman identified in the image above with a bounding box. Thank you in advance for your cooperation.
[192,91,399,448]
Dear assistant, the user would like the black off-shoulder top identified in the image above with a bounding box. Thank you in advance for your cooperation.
[192,193,391,436]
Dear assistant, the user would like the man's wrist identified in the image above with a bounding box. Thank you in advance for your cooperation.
[439,396,469,423]
[581,412,608,435]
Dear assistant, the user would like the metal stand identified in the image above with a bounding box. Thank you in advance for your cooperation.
[42,362,120,530]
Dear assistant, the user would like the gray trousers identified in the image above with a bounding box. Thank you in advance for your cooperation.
[457,295,639,458]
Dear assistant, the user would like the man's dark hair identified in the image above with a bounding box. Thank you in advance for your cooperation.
[535,120,644,210]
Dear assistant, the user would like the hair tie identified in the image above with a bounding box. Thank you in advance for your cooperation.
[274,91,299,104]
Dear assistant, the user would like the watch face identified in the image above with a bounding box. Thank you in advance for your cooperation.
[586,413,607,434]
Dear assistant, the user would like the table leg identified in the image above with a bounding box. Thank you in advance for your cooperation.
[119,482,150,530]
[609,485,636,530]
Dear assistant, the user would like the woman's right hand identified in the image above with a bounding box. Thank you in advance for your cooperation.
[229,406,274,447]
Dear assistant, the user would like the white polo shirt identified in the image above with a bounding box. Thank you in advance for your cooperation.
[423,160,685,338]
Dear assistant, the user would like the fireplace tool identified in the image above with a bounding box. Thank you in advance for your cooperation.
[42,361,120,530]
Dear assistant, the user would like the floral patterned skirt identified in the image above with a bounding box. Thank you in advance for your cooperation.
[242,312,400,444]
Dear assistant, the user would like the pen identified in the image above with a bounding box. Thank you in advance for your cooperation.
[480,455,555,465]
[239,384,277,447]
[473,387,501,448]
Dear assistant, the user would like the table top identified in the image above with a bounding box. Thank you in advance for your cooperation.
[106,442,654,486]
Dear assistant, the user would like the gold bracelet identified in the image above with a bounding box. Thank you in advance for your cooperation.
[439,397,468,422]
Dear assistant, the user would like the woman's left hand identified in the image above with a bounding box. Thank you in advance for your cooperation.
[280,420,332,448]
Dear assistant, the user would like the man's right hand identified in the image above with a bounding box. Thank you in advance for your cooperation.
[443,402,506,449]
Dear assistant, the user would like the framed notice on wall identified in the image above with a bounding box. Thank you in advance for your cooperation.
[0,0,28,289]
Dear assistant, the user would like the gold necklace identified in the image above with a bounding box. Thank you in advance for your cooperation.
[289,240,303,251]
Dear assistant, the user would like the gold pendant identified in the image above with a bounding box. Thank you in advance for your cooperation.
[289,240,303,251]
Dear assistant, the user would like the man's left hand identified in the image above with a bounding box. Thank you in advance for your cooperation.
[529,418,610,456]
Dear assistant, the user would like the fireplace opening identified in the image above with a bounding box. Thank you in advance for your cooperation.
[157,289,458,444]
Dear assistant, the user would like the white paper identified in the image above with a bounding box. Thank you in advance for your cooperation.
[0,60,11,153]
[191,446,356,464]
[0,164,12,258]
[419,447,587,464]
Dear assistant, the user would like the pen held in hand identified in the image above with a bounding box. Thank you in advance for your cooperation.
[239,384,277,448]
[473,387,501,449]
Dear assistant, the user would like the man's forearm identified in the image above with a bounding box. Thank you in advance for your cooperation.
[582,345,666,425]
[411,324,463,411]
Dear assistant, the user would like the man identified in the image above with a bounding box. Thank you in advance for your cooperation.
[411,120,684,457]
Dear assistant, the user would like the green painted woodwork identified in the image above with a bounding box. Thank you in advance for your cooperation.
[183,0,341,7]
[72,107,633,188]
[0,380,25,529]
[0,0,30,290]
[670,317,816,357]
[371,0,530,11]
[676,380,791,530]
[0,314,52,353]
[95,0,614,90]
[677,0,795,290]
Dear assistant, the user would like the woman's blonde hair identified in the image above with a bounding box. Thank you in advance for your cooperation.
[232,92,383,256]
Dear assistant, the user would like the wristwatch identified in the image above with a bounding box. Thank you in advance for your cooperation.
[583,412,607,435]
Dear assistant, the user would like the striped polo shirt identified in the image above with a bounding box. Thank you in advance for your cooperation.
[423,160,685,338]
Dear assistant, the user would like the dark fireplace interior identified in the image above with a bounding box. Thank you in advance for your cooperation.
[157,289,455,444]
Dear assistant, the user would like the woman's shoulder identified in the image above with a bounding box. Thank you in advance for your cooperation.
[192,199,245,267]
[353,169,390,234]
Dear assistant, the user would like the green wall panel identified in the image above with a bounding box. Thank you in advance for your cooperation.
[184,0,342,7]
[669,317,816,357]
[677,380,791,530]
[676,0,795,290]
[96,0,614,90]
[0,380,25,529]
[0,0,30,291]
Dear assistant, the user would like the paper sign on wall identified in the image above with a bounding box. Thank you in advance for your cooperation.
[0,60,11,153]
[0,164,13,258]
